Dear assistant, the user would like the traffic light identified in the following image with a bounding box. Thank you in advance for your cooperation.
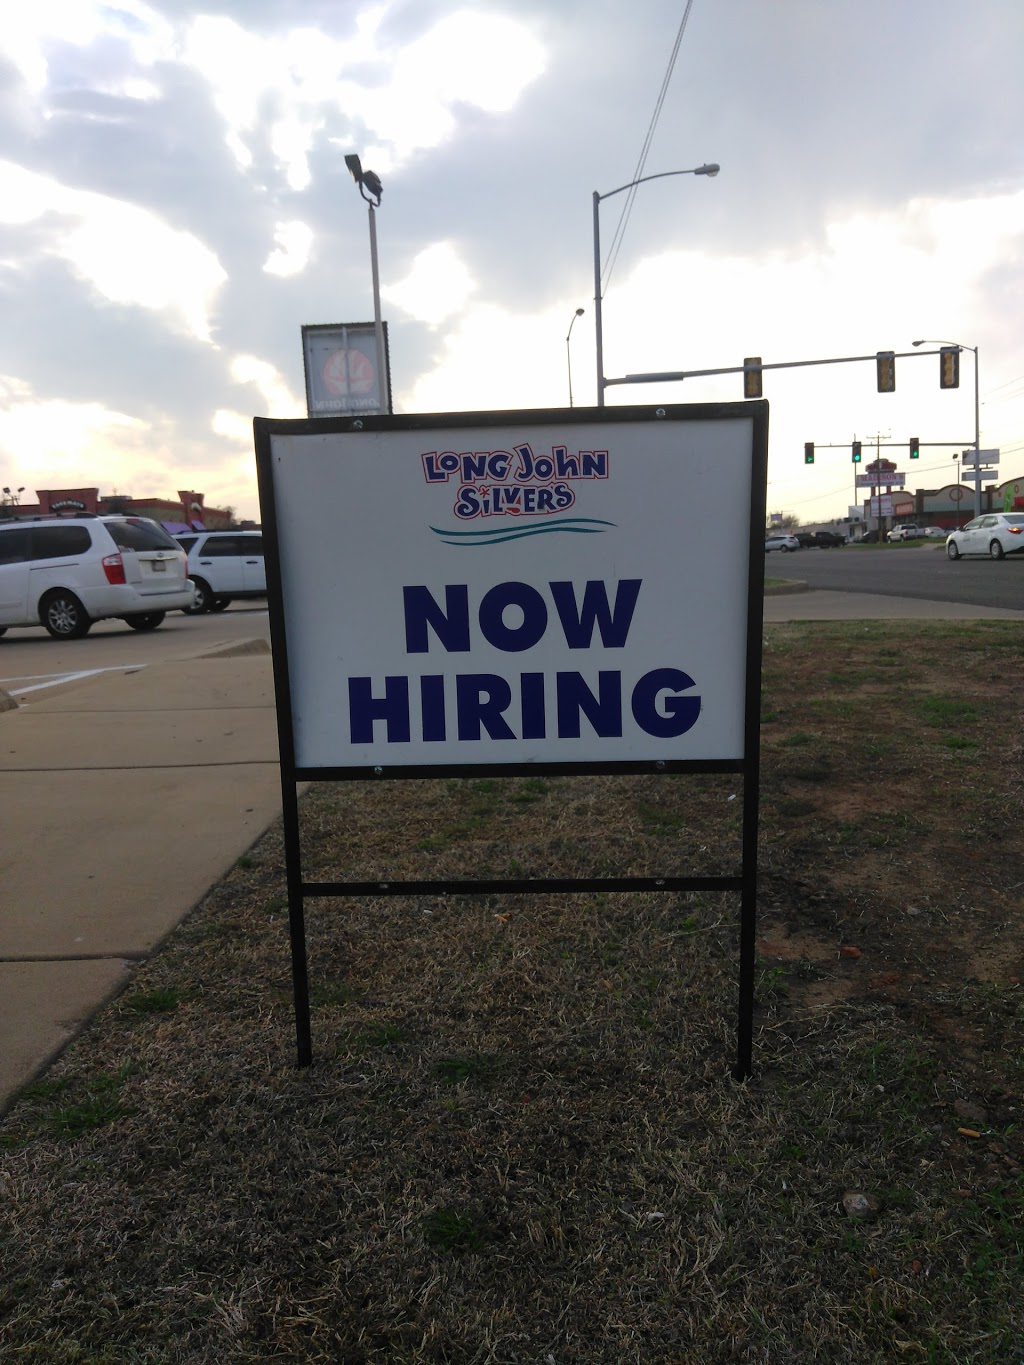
[852,441,862,463]
[876,351,896,392]
[909,435,920,459]
[939,346,960,389]
[804,442,815,465]
[743,356,763,399]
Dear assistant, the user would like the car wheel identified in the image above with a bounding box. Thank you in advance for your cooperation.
[780,544,790,552]
[124,611,166,631]
[946,541,961,561]
[183,577,211,613]
[209,596,232,612]
[41,590,92,639]
[989,539,1005,560]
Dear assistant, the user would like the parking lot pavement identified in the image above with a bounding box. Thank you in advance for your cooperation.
[0,644,282,1107]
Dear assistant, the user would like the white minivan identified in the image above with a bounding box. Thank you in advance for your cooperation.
[0,515,194,638]
[174,531,267,613]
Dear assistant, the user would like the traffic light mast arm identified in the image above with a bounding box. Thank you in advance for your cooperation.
[616,346,948,388]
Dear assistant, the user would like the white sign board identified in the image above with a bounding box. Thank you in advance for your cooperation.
[961,449,999,466]
[256,410,765,770]
[869,494,895,516]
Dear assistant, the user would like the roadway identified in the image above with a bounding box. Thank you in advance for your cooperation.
[766,542,1024,612]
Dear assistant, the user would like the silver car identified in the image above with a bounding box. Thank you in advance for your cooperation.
[764,533,800,553]
[946,513,1024,560]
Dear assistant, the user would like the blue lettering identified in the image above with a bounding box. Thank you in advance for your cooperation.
[520,672,546,739]
[549,579,642,648]
[456,674,515,740]
[556,671,623,738]
[478,582,548,652]
[631,669,701,737]
[348,676,410,743]
[404,584,470,653]
[420,675,446,741]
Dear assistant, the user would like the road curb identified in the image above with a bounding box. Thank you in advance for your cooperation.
[765,580,809,596]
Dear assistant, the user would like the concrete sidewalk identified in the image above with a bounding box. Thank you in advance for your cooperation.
[2,590,1022,1110]
[0,640,282,1107]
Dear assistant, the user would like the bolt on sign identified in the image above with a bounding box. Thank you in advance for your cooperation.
[254,403,769,1079]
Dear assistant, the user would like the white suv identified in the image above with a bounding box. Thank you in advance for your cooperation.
[0,515,194,639]
[174,530,266,613]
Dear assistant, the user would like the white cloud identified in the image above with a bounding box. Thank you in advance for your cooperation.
[384,241,475,324]
[0,161,227,342]
[229,354,301,418]
[183,8,545,181]
[263,220,314,277]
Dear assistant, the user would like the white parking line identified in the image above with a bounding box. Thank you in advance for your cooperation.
[1,665,146,695]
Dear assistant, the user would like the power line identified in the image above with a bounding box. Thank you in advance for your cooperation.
[602,0,696,293]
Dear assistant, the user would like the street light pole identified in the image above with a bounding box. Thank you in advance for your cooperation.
[345,153,390,415]
[913,338,980,515]
[592,164,719,407]
[566,307,584,406]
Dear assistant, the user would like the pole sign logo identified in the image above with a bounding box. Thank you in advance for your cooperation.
[301,322,391,417]
[256,409,764,773]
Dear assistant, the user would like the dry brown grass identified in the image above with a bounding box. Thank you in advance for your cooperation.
[1,620,1022,1363]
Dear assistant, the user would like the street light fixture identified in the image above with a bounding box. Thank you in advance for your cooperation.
[566,307,585,407]
[592,163,720,407]
[344,152,389,412]
[912,338,981,515]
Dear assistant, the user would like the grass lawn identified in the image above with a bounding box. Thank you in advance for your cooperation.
[1,620,1022,1363]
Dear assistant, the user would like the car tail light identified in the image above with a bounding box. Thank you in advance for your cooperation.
[1009,527,1021,535]
[102,553,126,584]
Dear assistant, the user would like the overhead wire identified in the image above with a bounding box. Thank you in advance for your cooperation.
[601,0,696,294]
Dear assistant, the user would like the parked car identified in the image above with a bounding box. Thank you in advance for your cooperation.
[887,524,924,542]
[923,526,948,539]
[945,513,1024,561]
[0,514,194,639]
[174,530,267,612]
[812,530,846,547]
[764,533,800,553]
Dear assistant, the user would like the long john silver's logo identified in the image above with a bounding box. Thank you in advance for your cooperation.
[422,441,615,546]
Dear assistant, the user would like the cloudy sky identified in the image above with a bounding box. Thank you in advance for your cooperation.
[1,0,1022,524]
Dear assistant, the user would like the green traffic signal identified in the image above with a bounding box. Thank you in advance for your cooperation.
[804,442,815,464]
[910,436,920,459]
[852,441,862,463]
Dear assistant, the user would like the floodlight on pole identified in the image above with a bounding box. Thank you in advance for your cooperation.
[913,338,980,514]
[566,307,585,407]
[345,152,389,412]
[592,163,720,407]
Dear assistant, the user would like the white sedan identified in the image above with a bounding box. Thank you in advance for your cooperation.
[946,513,1024,560]
[764,534,800,553]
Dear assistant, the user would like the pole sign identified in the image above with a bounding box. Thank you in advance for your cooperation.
[301,321,392,417]
[857,471,905,487]
[961,449,999,466]
[254,403,768,1080]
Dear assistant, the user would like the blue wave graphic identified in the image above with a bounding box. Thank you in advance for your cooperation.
[430,516,616,547]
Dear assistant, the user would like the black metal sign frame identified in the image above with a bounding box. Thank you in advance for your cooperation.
[254,402,768,1080]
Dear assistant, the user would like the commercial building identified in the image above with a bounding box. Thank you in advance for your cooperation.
[0,488,236,533]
